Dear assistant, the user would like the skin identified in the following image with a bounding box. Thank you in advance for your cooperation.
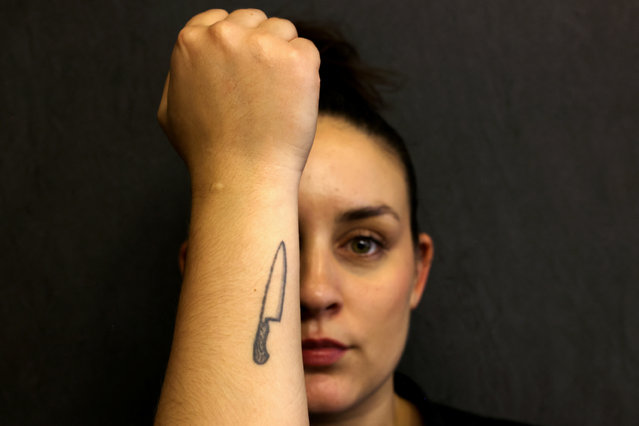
[178,115,433,425]
[157,9,317,425]
[160,8,432,425]
[158,8,319,192]
[299,116,432,425]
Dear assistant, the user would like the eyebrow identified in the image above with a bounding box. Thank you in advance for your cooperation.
[336,205,400,223]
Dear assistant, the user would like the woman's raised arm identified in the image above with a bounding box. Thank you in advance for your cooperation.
[154,9,320,425]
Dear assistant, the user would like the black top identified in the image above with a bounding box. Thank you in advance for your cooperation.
[394,373,536,425]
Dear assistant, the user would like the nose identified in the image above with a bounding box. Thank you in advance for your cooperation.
[299,242,342,321]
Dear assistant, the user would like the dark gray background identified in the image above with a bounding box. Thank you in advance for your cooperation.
[2,0,637,425]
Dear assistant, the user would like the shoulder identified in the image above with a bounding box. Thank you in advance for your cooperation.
[394,372,537,426]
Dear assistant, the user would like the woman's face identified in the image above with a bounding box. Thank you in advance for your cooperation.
[299,115,432,416]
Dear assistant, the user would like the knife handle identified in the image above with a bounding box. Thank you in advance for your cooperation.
[253,320,270,365]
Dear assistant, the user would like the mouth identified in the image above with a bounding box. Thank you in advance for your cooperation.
[301,338,348,367]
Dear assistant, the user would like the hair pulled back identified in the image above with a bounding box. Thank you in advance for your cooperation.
[295,23,421,245]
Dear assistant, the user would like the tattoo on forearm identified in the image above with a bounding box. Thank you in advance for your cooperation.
[253,241,287,365]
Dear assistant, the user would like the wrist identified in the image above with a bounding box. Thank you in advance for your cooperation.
[190,159,302,199]
[188,163,301,235]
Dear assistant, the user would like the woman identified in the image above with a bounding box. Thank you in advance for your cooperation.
[155,8,529,425]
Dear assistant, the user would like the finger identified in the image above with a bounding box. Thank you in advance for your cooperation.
[290,37,321,67]
[256,17,298,41]
[185,9,229,27]
[225,8,268,28]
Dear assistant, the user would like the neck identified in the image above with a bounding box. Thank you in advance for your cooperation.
[309,376,420,426]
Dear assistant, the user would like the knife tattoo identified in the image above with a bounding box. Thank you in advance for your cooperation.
[253,241,287,365]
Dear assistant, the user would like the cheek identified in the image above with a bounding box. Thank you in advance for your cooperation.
[354,258,415,337]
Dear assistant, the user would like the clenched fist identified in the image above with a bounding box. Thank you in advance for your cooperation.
[158,9,321,191]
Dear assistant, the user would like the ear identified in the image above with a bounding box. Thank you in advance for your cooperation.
[409,233,433,309]
[178,240,188,276]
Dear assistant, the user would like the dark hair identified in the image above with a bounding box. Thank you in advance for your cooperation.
[295,23,421,246]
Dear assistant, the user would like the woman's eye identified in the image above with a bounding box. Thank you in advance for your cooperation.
[349,237,380,255]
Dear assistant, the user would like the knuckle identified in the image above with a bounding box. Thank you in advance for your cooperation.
[246,32,282,62]
[176,26,199,46]
[185,8,227,26]
[205,8,228,17]
[208,19,235,41]
[237,8,267,19]
[247,32,270,51]
[275,18,298,36]
[268,16,293,27]
[293,40,321,68]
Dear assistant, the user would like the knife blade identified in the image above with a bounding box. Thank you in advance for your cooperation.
[253,241,287,365]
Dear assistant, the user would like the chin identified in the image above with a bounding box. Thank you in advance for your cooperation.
[304,370,360,414]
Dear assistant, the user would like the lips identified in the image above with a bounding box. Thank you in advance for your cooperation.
[302,338,348,367]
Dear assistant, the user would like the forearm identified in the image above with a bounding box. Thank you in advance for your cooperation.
[155,173,307,424]
[155,9,319,423]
